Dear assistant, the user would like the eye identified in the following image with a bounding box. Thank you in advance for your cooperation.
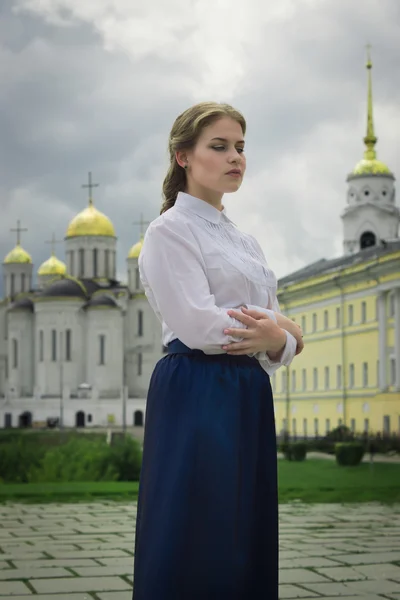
[236,147,245,154]
[212,145,226,151]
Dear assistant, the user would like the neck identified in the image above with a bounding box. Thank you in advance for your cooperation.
[185,183,224,211]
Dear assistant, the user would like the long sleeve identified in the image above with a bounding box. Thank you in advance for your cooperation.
[139,218,250,352]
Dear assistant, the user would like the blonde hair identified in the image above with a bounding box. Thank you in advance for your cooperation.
[160,102,246,214]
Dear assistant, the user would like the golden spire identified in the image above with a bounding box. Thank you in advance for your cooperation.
[82,171,99,206]
[363,44,377,161]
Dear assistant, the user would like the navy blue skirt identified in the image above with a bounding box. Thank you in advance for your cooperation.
[133,340,278,600]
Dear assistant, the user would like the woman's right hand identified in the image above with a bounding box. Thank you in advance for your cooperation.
[274,313,304,355]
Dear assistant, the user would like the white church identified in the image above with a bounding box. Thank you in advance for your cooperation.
[0,175,163,429]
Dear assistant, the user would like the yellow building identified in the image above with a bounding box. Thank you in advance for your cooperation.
[273,54,400,437]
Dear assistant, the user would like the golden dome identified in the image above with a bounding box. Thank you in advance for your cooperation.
[4,244,32,264]
[66,200,115,238]
[352,158,391,176]
[38,253,67,276]
[128,237,143,259]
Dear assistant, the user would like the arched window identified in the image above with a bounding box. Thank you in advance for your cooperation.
[105,249,110,278]
[360,231,376,249]
[93,248,98,278]
[12,339,18,369]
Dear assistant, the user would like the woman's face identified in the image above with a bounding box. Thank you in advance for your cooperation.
[181,116,246,205]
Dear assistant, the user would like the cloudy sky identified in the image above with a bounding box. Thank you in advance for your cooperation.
[1,0,399,293]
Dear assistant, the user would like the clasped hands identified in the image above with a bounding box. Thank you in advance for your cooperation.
[222,307,304,357]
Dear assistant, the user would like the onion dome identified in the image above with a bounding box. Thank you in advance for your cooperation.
[85,294,118,309]
[41,277,87,299]
[4,244,32,264]
[66,200,115,238]
[38,253,67,276]
[348,49,393,180]
[9,297,34,312]
[128,237,143,259]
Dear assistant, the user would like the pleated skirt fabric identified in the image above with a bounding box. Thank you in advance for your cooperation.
[132,339,278,600]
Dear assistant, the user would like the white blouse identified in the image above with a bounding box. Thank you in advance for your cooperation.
[139,192,296,375]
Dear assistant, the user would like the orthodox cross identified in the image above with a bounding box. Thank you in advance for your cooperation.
[133,213,151,239]
[82,171,99,203]
[45,233,63,256]
[10,220,28,245]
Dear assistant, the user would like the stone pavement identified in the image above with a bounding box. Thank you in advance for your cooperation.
[0,502,400,599]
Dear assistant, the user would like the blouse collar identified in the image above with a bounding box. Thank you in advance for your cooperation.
[175,192,233,224]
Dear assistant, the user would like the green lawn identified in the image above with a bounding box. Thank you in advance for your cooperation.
[0,460,399,504]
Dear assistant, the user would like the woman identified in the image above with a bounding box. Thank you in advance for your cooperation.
[133,102,303,599]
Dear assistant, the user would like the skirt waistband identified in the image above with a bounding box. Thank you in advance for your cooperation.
[167,339,259,367]
[167,339,207,355]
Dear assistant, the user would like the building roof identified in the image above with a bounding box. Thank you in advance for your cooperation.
[40,277,88,299]
[8,297,34,312]
[279,240,400,287]
[84,294,118,309]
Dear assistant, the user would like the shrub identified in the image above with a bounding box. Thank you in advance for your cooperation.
[335,442,365,466]
[0,438,46,483]
[281,441,307,462]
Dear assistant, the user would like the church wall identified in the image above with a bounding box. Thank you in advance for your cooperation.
[7,310,34,397]
[86,308,123,397]
[66,236,117,280]
[0,305,7,397]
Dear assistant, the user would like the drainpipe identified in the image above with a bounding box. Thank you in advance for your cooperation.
[333,275,347,427]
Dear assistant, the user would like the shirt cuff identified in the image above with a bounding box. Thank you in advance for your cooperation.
[244,304,277,323]
[257,331,297,376]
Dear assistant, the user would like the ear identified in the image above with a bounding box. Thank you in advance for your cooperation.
[175,150,188,169]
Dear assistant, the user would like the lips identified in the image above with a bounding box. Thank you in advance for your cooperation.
[227,169,241,175]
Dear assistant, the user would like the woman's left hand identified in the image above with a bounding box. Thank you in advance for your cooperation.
[222,307,287,355]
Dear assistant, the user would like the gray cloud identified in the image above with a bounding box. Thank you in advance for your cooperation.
[1,0,399,296]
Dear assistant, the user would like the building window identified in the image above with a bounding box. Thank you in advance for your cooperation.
[361,301,367,323]
[390,358,396,385]
[349,363,355,388]
[105,249,109,278]
[348,304,354,325]
[362,362,368,387]
[383,415,390,435]
[336,307,341,328]
[324,310,329,330]
[87,414,93,423]
[138,352,143,376]
[138,310,144,337]
[135,267,141,290]
[364,418,369,433]
[70,251,74,275]
[12,339,18,369]
[21,273,26,292]
[51,329,57,361]
[336,365,342,389]
[11,273,15,296]
[303,418,308,436]
[324,366,330,390]
[301,316,306,334]
[99,335,106,365]
[93,248,98,278]
[314,418,319,436]
[79,249,85,278]
[389,293,395,318]
[291,370,296,392]
[282,371,287,392]
[312,313,317,332]
[292,418,297,435]
[325,418,331,434]
[350,418,356,432]
[302,369,307,391]
[65,329,72,362]
[39,330,44,362]
[313,368,318,391]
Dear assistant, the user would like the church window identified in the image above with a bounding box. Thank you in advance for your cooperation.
[302,369,307,391]
[79,249,85,278]
[39,331,44,362]
[349,363,355,388]
[361,301,367,323]
[138,353,143,376]
[382,189,387,197]
[93,249,98,278]
[324,366,330,390]
[11,274,15,296]
[138,310,144,337]
[364,189,370,197]
[87,414,93,423]
[65,329,72,361]
[105,250,109,278]
[99,335,106,365]
[323,310,329,330]
[312,313,317,332]
[348,304,354,325]
[51,330,57,361]
[135,268,140,290]
[21,273,26,292]
[362,362,368,387]
[313,368,318,391]
[12,339,18,369]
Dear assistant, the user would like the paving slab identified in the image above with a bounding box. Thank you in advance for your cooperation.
[0,581,32,595]
[30,576,132,594]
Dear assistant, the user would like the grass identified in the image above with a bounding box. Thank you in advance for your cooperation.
[0,460,399,504]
